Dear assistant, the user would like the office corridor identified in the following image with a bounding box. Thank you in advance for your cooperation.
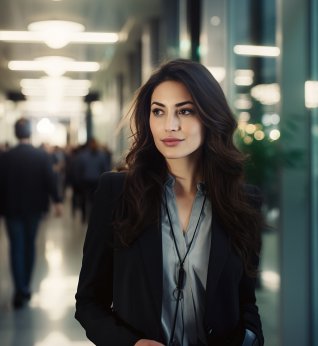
[0,189,279,346]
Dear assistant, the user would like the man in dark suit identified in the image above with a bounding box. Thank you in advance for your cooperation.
[0,117,63,308]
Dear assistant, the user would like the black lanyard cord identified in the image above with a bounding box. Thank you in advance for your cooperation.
[164,192,206,346]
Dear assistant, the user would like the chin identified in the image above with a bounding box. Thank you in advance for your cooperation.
[160,149,202,162]
[162,153,190,160]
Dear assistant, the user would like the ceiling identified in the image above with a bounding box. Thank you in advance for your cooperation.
[0,0,162,107]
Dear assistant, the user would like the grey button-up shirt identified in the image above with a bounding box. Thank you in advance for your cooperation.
[161,176,212,346]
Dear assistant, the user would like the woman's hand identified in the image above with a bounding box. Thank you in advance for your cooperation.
[134,339,165,346]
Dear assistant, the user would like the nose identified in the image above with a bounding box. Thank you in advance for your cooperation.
[165,111,180,131]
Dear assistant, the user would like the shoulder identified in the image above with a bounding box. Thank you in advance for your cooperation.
[91,171,127,213]
[100,170,126,184]
[98,171,127,194]
[34,147,50,158]
[16,144,46,157]
[27,147,52,165]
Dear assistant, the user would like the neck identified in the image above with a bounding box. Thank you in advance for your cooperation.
[167,158,201,195]
[19,138,30,144]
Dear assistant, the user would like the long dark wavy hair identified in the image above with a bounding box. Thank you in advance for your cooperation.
[114,59,263,276]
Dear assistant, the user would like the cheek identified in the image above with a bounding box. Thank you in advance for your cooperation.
[190,122,204,144]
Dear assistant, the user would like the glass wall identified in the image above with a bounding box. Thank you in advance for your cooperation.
[227,1,280,345]
[201,0,318,345]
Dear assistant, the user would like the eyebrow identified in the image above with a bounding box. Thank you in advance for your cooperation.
[151,101,194,107]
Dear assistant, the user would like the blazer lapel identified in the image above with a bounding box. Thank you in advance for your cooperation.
[205,215,230,310]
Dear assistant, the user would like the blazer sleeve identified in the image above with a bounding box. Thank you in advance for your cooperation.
[75,172,141,346]
[239,260,264,345]
[240,184,264,345]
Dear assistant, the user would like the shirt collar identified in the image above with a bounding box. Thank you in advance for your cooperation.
[165,174,206,193]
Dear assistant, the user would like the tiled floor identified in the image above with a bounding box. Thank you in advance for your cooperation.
[0,191,280,346]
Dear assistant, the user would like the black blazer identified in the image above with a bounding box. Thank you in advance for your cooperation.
[0,143,60,217]
[75,172,264,346]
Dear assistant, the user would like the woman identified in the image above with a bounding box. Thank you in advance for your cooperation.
[75,59,264,346]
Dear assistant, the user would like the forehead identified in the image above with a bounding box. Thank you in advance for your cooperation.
[151,80,192,102]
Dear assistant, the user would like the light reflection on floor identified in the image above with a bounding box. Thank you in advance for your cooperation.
[30,275,79,321]
[35,332,92,346]
[29,240,79,321]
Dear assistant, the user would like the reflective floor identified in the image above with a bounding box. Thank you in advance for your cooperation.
[0,190,280,346]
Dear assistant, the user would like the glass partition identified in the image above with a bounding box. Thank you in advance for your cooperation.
[227,2,280,345]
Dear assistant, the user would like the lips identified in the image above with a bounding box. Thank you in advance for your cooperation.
[161,137,184,146]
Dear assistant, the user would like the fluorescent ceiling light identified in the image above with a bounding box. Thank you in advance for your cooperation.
[69,32,119,43]
[234,45,280,57]
[8,56,100,76]
[28,20,84,49]
[23,99,86,115]
[0,20,118,48]
[22,88,89,97]
[28,20,85,33]
[21,77,91,97]
[21,77,91,89]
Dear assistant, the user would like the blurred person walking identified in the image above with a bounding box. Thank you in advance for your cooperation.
[0,118,63,309]
[75,138,111,223]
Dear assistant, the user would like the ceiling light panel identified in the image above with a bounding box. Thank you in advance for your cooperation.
[0,20,119,48]
[20,77,91,97]
[8,57,100,76]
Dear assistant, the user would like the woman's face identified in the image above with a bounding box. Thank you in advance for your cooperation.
[149,80,204,162]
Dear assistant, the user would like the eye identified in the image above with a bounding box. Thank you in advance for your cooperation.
[151,108,164,117]
[178,108,195,116]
